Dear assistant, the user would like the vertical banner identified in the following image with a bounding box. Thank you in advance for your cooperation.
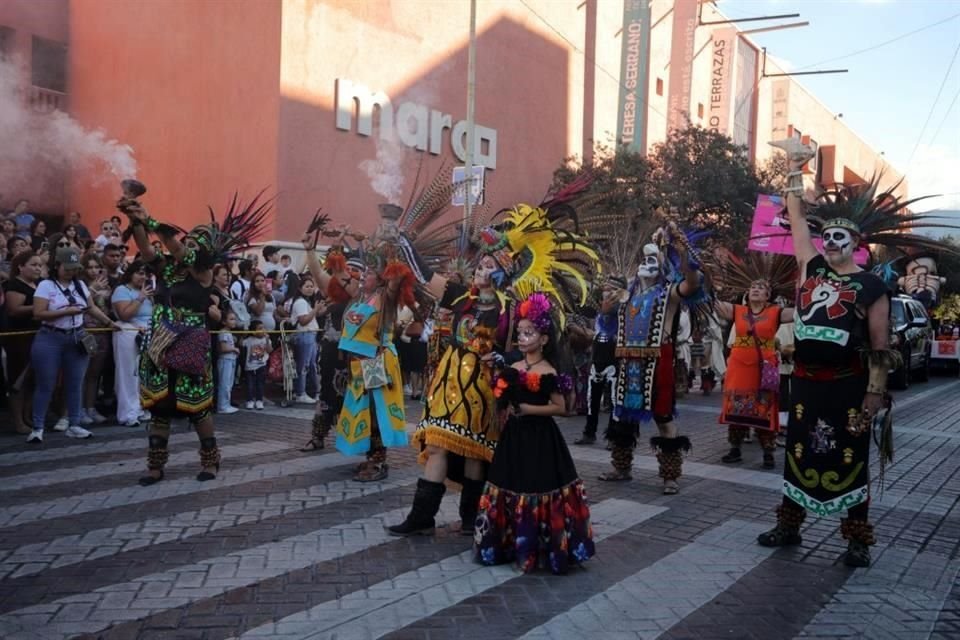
[667,0,698,132]
[616,0,651,153]
[706,27,736,136]
[770,78,790,141]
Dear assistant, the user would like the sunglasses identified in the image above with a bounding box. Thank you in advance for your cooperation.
[57,241,70,248]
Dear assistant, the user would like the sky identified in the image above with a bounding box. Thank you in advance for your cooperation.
[716,0,960,212]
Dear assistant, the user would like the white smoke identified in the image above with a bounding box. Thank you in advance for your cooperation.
[359,133,407,205]
[357,80,442,206]
[0,58,137,204]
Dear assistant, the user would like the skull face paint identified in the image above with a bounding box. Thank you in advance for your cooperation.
[637,244,660,279]
[821,227,856,264]
[473,255,499,289]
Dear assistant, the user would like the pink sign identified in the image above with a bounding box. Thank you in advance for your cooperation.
[748,194,869,264]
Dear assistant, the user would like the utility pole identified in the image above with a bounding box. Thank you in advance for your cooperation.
[464,0,477,225]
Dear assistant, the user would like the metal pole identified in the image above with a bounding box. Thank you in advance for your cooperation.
[464,0,477,225]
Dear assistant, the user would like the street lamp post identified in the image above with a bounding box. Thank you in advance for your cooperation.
[464,0,477,225]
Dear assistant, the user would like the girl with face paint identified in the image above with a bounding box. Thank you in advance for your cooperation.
[474,293,595,574]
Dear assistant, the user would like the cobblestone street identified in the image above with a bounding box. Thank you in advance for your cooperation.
[1,375,958,640]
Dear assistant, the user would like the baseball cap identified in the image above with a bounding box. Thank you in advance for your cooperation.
[56,246,81,269]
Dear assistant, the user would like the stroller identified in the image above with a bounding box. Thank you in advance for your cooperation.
[267,323,298,407]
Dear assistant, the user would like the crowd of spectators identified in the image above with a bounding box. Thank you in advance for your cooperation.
[0,202,435,442]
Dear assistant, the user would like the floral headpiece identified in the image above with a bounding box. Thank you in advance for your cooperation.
[517,292,554,333]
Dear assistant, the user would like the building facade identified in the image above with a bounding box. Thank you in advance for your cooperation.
[0,0,902,234]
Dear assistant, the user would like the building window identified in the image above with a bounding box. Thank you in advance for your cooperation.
[0,26,14,60]
[656,78,663,96]
[31,36,67,93]
[697,103,704,119]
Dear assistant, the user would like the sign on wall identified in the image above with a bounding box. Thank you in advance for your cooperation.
[616,0,651,153]
[451,165,485,206]
[335,78,498,169]
[706,27,736,136]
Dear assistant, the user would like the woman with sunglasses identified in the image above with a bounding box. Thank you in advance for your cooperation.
[79,252,113,426]
[3,250,43,435]
[28,247,121,443]
[112,260,155,427]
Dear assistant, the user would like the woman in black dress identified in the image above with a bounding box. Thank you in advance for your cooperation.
[475,292,595,575]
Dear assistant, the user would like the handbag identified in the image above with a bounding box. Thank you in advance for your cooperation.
[747,310,779,392]
[78,330,99,356]
[267,347,284,383]
[163,325,210,376]
[360,350,388,389]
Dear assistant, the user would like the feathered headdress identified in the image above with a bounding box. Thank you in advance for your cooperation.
[189,190,273,264]
[808,175,960,256]
[474,204,601,317]
[712,250,797,302]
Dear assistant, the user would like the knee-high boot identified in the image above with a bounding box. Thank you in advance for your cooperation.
[387,478,447,537]
[757,500,806,547]
[458,478,485,537]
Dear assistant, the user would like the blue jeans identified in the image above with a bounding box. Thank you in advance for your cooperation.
[293,332,318,396]
[31,327,90,430]
[216,356,237,411]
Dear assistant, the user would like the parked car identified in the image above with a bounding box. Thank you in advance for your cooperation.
[889,295,933,389]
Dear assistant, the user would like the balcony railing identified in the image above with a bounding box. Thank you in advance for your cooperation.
[29,85,66,113]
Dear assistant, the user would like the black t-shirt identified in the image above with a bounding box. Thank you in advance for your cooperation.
[2,278,39,331]
[794,255,887,367]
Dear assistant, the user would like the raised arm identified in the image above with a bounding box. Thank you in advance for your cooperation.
[300,232,332,294]
[770,139,818,269]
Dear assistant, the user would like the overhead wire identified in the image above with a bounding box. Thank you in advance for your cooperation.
[928,85,960,148]
[794,11,960,71]
[906,37,960,169]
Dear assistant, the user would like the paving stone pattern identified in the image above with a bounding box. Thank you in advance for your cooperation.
[0,376,957,639]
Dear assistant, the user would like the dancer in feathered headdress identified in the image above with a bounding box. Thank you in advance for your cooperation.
[712,250,797,469]
[585,209,709,496]
[297,206,414,483]
[474,291,596,574]
[757,139,960,569]
[118,184,271,487]
[388,196,600,538]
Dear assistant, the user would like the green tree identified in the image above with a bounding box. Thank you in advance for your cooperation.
[646,124,760,249]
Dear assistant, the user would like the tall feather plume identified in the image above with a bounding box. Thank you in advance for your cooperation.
[205,189,273,263]
[712,250,797,302]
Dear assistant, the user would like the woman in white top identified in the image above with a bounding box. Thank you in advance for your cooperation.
[285,274,324,404]
[28,247,121,443]
[112,259,155,427]
[245,272,276,332]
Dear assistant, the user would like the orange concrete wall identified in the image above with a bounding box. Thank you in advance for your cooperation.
[274,0,622,238]
[66,0,282,237]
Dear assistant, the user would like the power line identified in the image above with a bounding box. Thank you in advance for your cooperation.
[907,38,960,169]
[928,85,960,147]
[795,11,960,71]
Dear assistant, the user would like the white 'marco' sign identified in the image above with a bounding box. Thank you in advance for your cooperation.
[335,78,498,169]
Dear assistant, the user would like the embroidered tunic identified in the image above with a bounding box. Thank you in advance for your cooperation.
[719,304,781,431]
[783,255,887,516]
[414,282,510,464]
[335,301,408,455]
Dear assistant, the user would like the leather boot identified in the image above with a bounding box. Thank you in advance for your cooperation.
[388,479,446,537]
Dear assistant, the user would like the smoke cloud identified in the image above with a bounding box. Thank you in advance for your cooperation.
[0,58,136,207]
[359,133,408,205]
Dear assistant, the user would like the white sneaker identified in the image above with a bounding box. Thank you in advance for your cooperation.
[53,417,69,432]
[779,411,789,425]
[65,425,93,439]
[220,406,239,415]
[295,394,317,404]
[88,408,108,424]
[403,383,412,396]
[139,410,152,422]
[120,419,140,428]
[80,410,94,426]
[26,430,43,444]
[255,400,264,410]
[245,401,255,410]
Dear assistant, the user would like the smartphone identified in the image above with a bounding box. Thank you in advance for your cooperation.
[40,241,49,251]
